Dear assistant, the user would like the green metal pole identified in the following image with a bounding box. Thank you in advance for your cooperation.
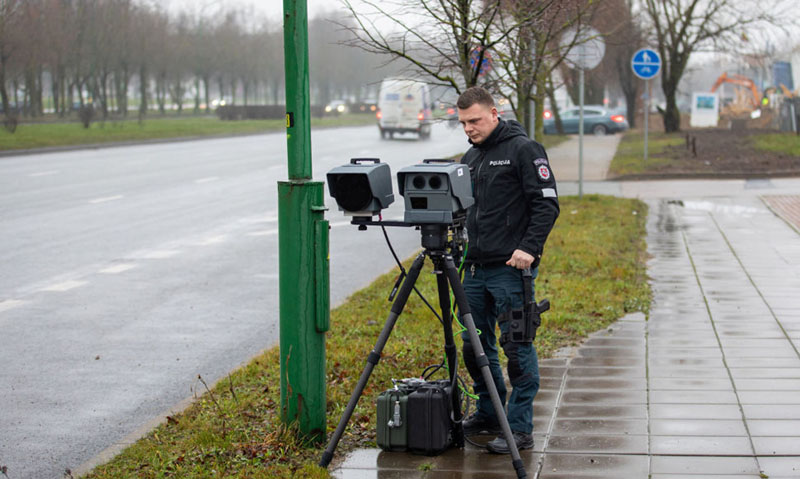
[280,0,329,443]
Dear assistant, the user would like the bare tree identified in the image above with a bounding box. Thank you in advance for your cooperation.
[0,0,22,126]
[340,0,533,93]
[643,0,795,132]
[609,0,642,128]
[491,0,590,139]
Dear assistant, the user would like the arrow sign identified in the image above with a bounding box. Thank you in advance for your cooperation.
[631,48,661,80]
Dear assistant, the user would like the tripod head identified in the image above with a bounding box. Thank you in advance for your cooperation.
[349,216,467,263]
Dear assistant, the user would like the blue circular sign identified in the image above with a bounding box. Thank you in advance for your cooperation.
[631,48,661,80]
[469,47,492,76]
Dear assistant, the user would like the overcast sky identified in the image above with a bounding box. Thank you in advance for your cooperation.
[163,0,352,22]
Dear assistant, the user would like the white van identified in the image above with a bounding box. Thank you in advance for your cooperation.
[377,78,432,140]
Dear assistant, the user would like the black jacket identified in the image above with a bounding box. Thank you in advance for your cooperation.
[460,118,559,265]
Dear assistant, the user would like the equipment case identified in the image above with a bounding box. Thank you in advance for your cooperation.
[407,380,454,455]
[377,378,456,454]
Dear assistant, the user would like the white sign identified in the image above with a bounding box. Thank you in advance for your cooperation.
[560,27,605,70]
[690,92,719,127]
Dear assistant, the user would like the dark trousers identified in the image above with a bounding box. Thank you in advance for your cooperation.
[461,264,540,434]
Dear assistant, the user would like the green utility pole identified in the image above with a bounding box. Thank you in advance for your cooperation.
[279,0,329,443]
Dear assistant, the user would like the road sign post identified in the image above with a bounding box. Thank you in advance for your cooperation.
[280,0,329,443]
[561,28,605,199]
[631,48,661,164]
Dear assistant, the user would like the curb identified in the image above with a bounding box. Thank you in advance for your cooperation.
[608,171,800,181]
[0,130,272,159]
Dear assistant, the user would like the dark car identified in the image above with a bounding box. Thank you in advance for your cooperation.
[543,106,629,135]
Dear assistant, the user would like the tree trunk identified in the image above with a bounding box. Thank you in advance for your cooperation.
[546,75,564,134]
[24,70,34,117]
[203,75,210,113]
[139,65,148,118]
[663,87,680,132]
[52,70,61,116]
[157,71,166,114]
[117,66,129,116]
[35,67,44,116]
[98,72,110,119]
[0,65,10,113]
[13,78,19,108]
[533,68,546,143]
[194,77,201,113]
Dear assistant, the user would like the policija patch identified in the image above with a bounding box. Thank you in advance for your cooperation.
[537,165,551,181]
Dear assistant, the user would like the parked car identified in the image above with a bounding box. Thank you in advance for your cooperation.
[543,106,628,135]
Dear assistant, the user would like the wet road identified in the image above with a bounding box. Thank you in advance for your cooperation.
[0,123,468,479]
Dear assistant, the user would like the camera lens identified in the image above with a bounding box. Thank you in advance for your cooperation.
[413,175,426,189]
[428,175,442,189]
[335,174,372,211]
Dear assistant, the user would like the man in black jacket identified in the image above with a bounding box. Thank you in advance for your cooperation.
[456,86,559,453]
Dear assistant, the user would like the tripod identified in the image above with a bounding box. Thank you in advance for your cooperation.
[319,223,528,479]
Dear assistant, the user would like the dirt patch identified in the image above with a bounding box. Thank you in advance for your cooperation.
[625,128,800,179]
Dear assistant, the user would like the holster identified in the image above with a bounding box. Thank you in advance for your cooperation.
[499,268,550,344]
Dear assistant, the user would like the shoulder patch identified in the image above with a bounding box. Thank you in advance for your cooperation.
[537,165,551,181]
[533,157,549,166]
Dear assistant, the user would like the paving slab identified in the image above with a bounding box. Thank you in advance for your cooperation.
[330,195,800,477]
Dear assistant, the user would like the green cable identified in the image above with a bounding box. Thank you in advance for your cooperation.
[444,242,479,401]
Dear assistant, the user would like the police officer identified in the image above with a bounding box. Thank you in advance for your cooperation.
[456,86,559,453]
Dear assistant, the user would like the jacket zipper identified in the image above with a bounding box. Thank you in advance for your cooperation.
[474,152,486,262]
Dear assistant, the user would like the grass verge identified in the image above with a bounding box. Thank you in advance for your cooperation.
[538,134,570,151]
[750,132,800,156]
[607,130,685,177]
[84,194,650,479]
[0,114,378,151]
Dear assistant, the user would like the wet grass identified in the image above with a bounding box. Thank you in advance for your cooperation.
[607,130,685,177]
[0,113,568,153]
[750,132,800,156]
[84,194,650,479]
[0,114,378,151]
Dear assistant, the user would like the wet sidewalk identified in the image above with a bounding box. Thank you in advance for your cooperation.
[332,194,800,478]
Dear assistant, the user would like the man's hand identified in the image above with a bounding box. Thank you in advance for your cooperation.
[506,249,535,270]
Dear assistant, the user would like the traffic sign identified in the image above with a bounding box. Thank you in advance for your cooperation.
[561,27,605,70]
[631,48,661,80]
[469,47,492,76]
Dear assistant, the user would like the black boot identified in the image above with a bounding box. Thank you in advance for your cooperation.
[486,431,533,454]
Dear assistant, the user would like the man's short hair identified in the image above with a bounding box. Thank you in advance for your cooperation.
[457,86,495,110]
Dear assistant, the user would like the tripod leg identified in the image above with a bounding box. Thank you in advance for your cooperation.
[433,262,464,447]
[319,252,427,468]
[443,256,527,479]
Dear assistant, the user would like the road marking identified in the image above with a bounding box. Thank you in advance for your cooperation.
[89,195,124,204]
[99,263,138,274]
[40,280,88,292]
[194,177,219,184]
[195,235,227,245]
[29,170,59,177]
[138,250,181,259]
[0,299,26,313]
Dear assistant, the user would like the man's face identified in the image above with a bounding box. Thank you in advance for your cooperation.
[458,102,499,145]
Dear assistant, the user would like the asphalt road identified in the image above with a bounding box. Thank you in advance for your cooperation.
[0,122,469,479]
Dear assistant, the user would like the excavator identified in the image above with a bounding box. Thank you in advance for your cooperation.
[710,72,761,117]
[709,72,797,127]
